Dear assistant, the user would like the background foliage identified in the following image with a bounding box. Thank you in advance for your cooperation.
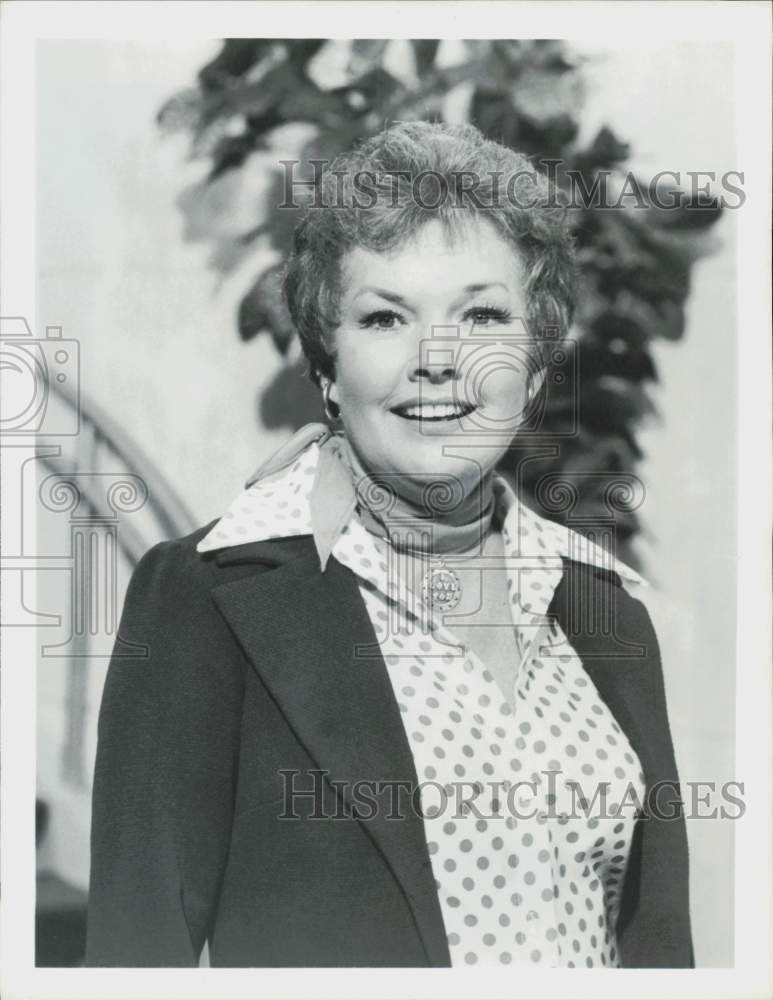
[158,38,722,561]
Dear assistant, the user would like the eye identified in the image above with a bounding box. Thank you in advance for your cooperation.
[463,305,513,327]
[359,309,405,331]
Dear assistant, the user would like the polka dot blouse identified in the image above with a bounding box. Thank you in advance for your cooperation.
[198,441,647,967]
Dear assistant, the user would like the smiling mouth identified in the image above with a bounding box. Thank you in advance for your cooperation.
[391,401,478,422]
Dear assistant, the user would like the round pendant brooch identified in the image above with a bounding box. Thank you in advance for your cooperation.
[421,565,462,611]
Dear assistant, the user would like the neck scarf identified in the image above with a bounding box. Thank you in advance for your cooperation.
[245,423,495,571]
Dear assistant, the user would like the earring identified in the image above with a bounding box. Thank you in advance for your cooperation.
[322,381,341,423]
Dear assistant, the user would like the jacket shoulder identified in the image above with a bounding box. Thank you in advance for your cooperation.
[122,523,220,623]
[130,520,218,578]
[132,522,314,579]
[551,556,655,639]
[122,527,316,643]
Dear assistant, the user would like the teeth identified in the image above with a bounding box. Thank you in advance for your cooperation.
[399,402,473,420]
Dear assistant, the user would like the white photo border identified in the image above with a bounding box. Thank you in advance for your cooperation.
[1,2,770,999]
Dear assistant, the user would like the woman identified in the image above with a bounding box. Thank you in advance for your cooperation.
[86,122,693,968]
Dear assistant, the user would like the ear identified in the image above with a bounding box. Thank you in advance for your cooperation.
[327,379,340,405]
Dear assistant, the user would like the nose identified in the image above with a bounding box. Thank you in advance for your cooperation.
[409,355,460,385]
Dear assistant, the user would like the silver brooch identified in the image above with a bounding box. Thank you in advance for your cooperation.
[421,562,463,611]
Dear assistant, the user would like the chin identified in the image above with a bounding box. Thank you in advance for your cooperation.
[390,447,488,493]
[357,414,501,483]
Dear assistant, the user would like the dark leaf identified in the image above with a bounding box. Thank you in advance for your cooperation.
[578,340,657,383]
[286,39,327,69]
[260,359,326,431]
[198,39,274,93]
[157,88,201,133]
[572,126,631,174]
[469,91,526,151]
[411,39,440,77]
[237,266,294,351]
[588,310,652,350]
[333,67,403,110]
[580,380,657,432]
[207,133,258,182]
[350,39,390,66]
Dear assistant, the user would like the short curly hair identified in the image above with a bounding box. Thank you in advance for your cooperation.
[283,121,577,386]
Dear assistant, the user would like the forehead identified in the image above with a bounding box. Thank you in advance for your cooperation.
[340,216,524,299]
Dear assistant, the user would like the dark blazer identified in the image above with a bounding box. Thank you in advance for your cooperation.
[86,525,694,968]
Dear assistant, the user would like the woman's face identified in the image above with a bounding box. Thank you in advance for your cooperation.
[328,216,543,502]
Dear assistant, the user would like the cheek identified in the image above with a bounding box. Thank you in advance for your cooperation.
[333,334,401,407]
[464,349,531,407]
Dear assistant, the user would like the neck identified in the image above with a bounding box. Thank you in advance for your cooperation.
[339,434,496,556]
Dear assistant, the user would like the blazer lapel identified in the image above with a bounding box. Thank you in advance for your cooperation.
[210,540,451,967]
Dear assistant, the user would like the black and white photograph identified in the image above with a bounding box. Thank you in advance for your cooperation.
[0,2,770,998]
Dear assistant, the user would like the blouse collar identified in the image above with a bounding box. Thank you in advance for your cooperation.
[196,422,645,592]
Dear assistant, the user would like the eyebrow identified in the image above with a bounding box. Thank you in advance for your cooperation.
[353,282,509,305]
[353,287,409,306]
[463,282,508,294]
